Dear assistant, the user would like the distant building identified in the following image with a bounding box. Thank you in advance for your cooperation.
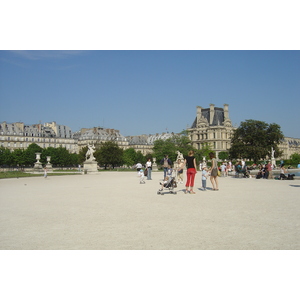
[126,132,180,155]
[187,104,236,158]
[73,127,129,152]
[279,137,300,159]
[0,121,77,153]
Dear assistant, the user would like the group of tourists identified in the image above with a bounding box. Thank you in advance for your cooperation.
[160,151,219,193]
[256,162,275,179]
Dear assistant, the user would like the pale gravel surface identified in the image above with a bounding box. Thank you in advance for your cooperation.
[0,172,299,250]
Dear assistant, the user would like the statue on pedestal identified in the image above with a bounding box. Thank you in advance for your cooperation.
[85,144,96,161]
[83,144,97,173]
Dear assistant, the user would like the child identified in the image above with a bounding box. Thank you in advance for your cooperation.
[166,166,173,177]
[160,176,169,187]
[138,169,145,184]
[202,167,209,191]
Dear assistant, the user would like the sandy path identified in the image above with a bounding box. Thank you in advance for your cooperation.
[0,172,299,249]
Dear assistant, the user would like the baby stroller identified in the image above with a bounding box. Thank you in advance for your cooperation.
[157,175,177,195]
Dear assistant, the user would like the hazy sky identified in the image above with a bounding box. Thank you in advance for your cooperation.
[1,50,299,138]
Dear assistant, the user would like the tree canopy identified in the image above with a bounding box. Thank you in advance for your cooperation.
[152,135,213,165]
[229,119,284,163]
[95,141,124,169]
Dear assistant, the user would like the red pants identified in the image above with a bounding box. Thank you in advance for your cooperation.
[186,168,196,187]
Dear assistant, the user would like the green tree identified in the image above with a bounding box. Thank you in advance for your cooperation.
[42,147,57,165]
[78,146,88,165]
[152,139,177,164]
[152,135,194,164]
[11,149,26,167]
[229,120,284,163]
[0,147,13,167]
[23,143,43,166]
[55,146,73,167]
[123,148,137,167]
[218,151,229,161]
[290,153,300,167]
[194,143,213,163]
[135,151,146,165]
[96,141,124,169]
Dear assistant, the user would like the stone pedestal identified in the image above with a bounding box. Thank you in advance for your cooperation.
[33,152,43,173]
[33,162,43,173]
[83,161,98,174]
[152,158,158,171]
[46,156,53,172]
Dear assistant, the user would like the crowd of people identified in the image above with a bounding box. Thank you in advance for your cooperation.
[135,152,222,193]
[134,154,297,191]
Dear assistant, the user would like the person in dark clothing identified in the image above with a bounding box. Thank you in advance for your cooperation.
[184,150,197,194]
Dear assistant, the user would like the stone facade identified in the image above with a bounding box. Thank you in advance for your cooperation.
[278,137,300,159]
[0,121,77,153]
[73,127,129,152]
[187,104,235,158]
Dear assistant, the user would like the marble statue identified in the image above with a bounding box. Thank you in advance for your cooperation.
[176,151,184,161]
[86,144,96,161]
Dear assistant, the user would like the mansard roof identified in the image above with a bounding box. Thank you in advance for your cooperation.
[191,107,225,128]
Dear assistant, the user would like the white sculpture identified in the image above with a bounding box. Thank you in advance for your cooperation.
[85,144,96,161]
[271,147,275,159]
[176,151,184,161]
[271,147,276,167]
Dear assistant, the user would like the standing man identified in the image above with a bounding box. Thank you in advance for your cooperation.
[266,161,273,179]
[160,155,172,179]
[146,158,152,180]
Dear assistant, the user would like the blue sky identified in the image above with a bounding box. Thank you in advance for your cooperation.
[1,50,299,138]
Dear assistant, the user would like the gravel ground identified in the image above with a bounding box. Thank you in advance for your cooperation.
[1,171,299,250]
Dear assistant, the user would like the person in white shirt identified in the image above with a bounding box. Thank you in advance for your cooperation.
[146,158,152,180]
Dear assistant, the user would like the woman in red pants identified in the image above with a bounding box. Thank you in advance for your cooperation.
[184,150,197,194]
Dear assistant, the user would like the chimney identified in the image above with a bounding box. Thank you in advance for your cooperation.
[209,104,215,125]
[224,104,229,119]
[197,106,202,121]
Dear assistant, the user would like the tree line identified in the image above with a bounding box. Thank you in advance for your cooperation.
[1,120,299,169]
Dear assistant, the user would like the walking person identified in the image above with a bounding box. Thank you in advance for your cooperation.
[266,161,273,179]
[209,152,219,190]
[146,158,152,180]
[221,162,227,177]
[44,167,47,179]
[184,150,197,194]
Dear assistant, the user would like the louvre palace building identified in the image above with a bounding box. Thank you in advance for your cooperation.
[1,104,299,160]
